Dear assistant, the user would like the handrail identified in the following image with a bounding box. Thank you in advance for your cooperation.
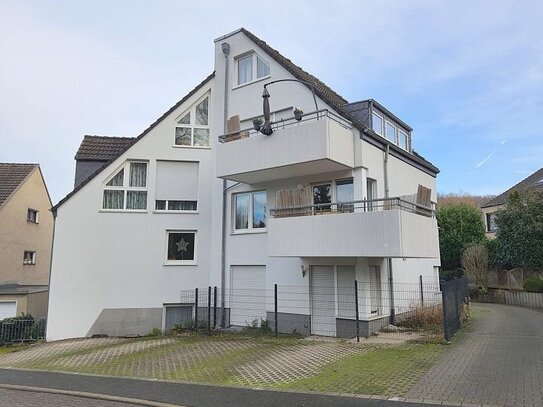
[218,109,352,142]
[270,197,435,218]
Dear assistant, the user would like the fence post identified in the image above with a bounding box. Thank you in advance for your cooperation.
[355,280,360,343]
[207,286,212,335]
[419,275,424,308]
[274,283,278,338]
[213,286,217,329]
[194,288,199,331]
[454,278,460,329]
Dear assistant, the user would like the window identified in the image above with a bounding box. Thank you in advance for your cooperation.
[372,112,383,135]
[103,162,148,210]
[366,178,377,211]
[486,213,497,232]
[23,251,36,265]
[399,130,409,150]
[237,53,270,85]
[175,95,209,147]
[386,121,397,143]
[234,191,267,231]
[313,183,332,212]
[166,231,196,263]
[27,209,39,223]
[336,178,354,212]
[155,161,198,212]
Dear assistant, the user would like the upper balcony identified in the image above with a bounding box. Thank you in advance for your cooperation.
[216,110,354,184]
[267,198,439,259]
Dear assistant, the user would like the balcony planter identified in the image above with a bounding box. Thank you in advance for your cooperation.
[252,118,263,131]
[293,108,303,121]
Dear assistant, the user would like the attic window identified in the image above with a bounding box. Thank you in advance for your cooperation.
[237,53,270,85]
[175,95,209,147]
[103,162,148,211]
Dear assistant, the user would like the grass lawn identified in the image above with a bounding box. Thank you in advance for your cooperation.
[0,344,29,355]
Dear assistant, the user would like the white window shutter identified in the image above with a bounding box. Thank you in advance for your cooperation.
[156,161,199,201]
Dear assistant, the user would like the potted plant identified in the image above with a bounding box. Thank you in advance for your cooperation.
[252,117,263,131]
[293,108,304,121]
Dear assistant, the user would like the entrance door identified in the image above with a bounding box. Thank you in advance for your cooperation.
[310,266,336,336]
[369,266,382,315]
[230,266,266,326]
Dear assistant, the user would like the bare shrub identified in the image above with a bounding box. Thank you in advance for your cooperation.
[462,244,489,292]
[437,192,495,209]
[396,304,443,331]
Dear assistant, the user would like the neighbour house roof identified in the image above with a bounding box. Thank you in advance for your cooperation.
[52,72,215,212]
[239,29,438,176]
[0,163,38,209]
[75,136,136,161]
[482,167,543,208]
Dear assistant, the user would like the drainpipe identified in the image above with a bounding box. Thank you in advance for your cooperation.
[384,144,395,323]
[220,42,230,328]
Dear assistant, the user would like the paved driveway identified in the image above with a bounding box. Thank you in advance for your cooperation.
[407,303,543,407]
[0,388,139,407]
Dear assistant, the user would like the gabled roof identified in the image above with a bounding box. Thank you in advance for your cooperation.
[52,72,215,212]
[482,167,543,208]
[75,135,136,161]
[0,163,38,209]
[237,29,438,176]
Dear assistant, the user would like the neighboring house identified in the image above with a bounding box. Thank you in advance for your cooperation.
[0,163,53,320]
[481,167,543,237]
[47,28,441,340]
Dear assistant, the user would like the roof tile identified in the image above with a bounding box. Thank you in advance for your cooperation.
[0,163,37,208]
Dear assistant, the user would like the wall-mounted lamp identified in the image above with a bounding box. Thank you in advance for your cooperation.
[301,265,306,278]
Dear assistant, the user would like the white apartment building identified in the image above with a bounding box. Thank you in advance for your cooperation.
[47,28,440,340]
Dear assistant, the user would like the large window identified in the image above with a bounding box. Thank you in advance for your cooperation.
[103,161,148,210]
[166,231,196,263]
[175,95,209,147]
[237,53,270,85]
[234,191,267,232]
[155,161,198,212]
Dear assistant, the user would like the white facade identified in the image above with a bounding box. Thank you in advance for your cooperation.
[47,29,440,340]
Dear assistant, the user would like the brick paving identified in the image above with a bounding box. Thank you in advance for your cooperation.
[406,303,543,407]
[0,388,140,406]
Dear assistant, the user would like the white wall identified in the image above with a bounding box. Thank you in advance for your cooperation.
[47,79,216,340]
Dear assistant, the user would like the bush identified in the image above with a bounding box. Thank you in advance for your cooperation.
[462,244,489,292]
[523,276,543,293]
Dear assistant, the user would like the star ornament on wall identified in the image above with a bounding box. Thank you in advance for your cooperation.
[176,238,190,252]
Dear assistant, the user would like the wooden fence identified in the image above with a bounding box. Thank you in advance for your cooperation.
[505,291,543,308]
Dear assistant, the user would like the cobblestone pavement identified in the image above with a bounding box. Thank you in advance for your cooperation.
[0,388,140,406]
[406,303,543,407]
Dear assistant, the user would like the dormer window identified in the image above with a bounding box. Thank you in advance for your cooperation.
[237,53,270,85]
[175,95,209,147]
[371,109,411,152]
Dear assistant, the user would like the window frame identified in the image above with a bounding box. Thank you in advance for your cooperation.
[398,129,409,151]
[23,251,36,265]
[27,208,39,223]
[174,93,210,148]
[371,112,384,135]
[234,52,271,88]
[385,120,398,144]
[154,200,198,213]
[102,161,148,212]
[232,190,267,234]
[486,213,498,233]
[164,230,197,265]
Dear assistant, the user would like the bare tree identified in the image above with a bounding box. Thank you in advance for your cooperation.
[462,244,489,292]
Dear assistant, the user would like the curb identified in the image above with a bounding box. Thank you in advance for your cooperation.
[0,383,183,407]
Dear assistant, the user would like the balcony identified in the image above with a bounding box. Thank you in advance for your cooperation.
[217,110,354,184]
[268,198,439,258]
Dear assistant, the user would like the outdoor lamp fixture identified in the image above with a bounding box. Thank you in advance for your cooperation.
[260,79,320,136]
[301,265,306,278]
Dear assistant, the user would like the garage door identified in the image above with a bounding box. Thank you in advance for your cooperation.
[230,266,266,327]
[0,302,16,320]
[310,266,336,336]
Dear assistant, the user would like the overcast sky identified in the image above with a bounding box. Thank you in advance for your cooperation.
[2,0,543,203]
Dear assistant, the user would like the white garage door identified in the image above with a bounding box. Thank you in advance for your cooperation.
[310,266,336,336]
[0,302,17,320]
[230,266,266,327]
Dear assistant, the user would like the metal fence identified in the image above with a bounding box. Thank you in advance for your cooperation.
[172,276,470,342]
[441,276,469,341]
[0,318,46,345]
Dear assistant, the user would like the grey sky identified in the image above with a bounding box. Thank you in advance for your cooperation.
[1,0,543,203]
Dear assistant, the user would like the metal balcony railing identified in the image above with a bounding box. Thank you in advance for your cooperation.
[270,197,435,219]
[218,109,352,143]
